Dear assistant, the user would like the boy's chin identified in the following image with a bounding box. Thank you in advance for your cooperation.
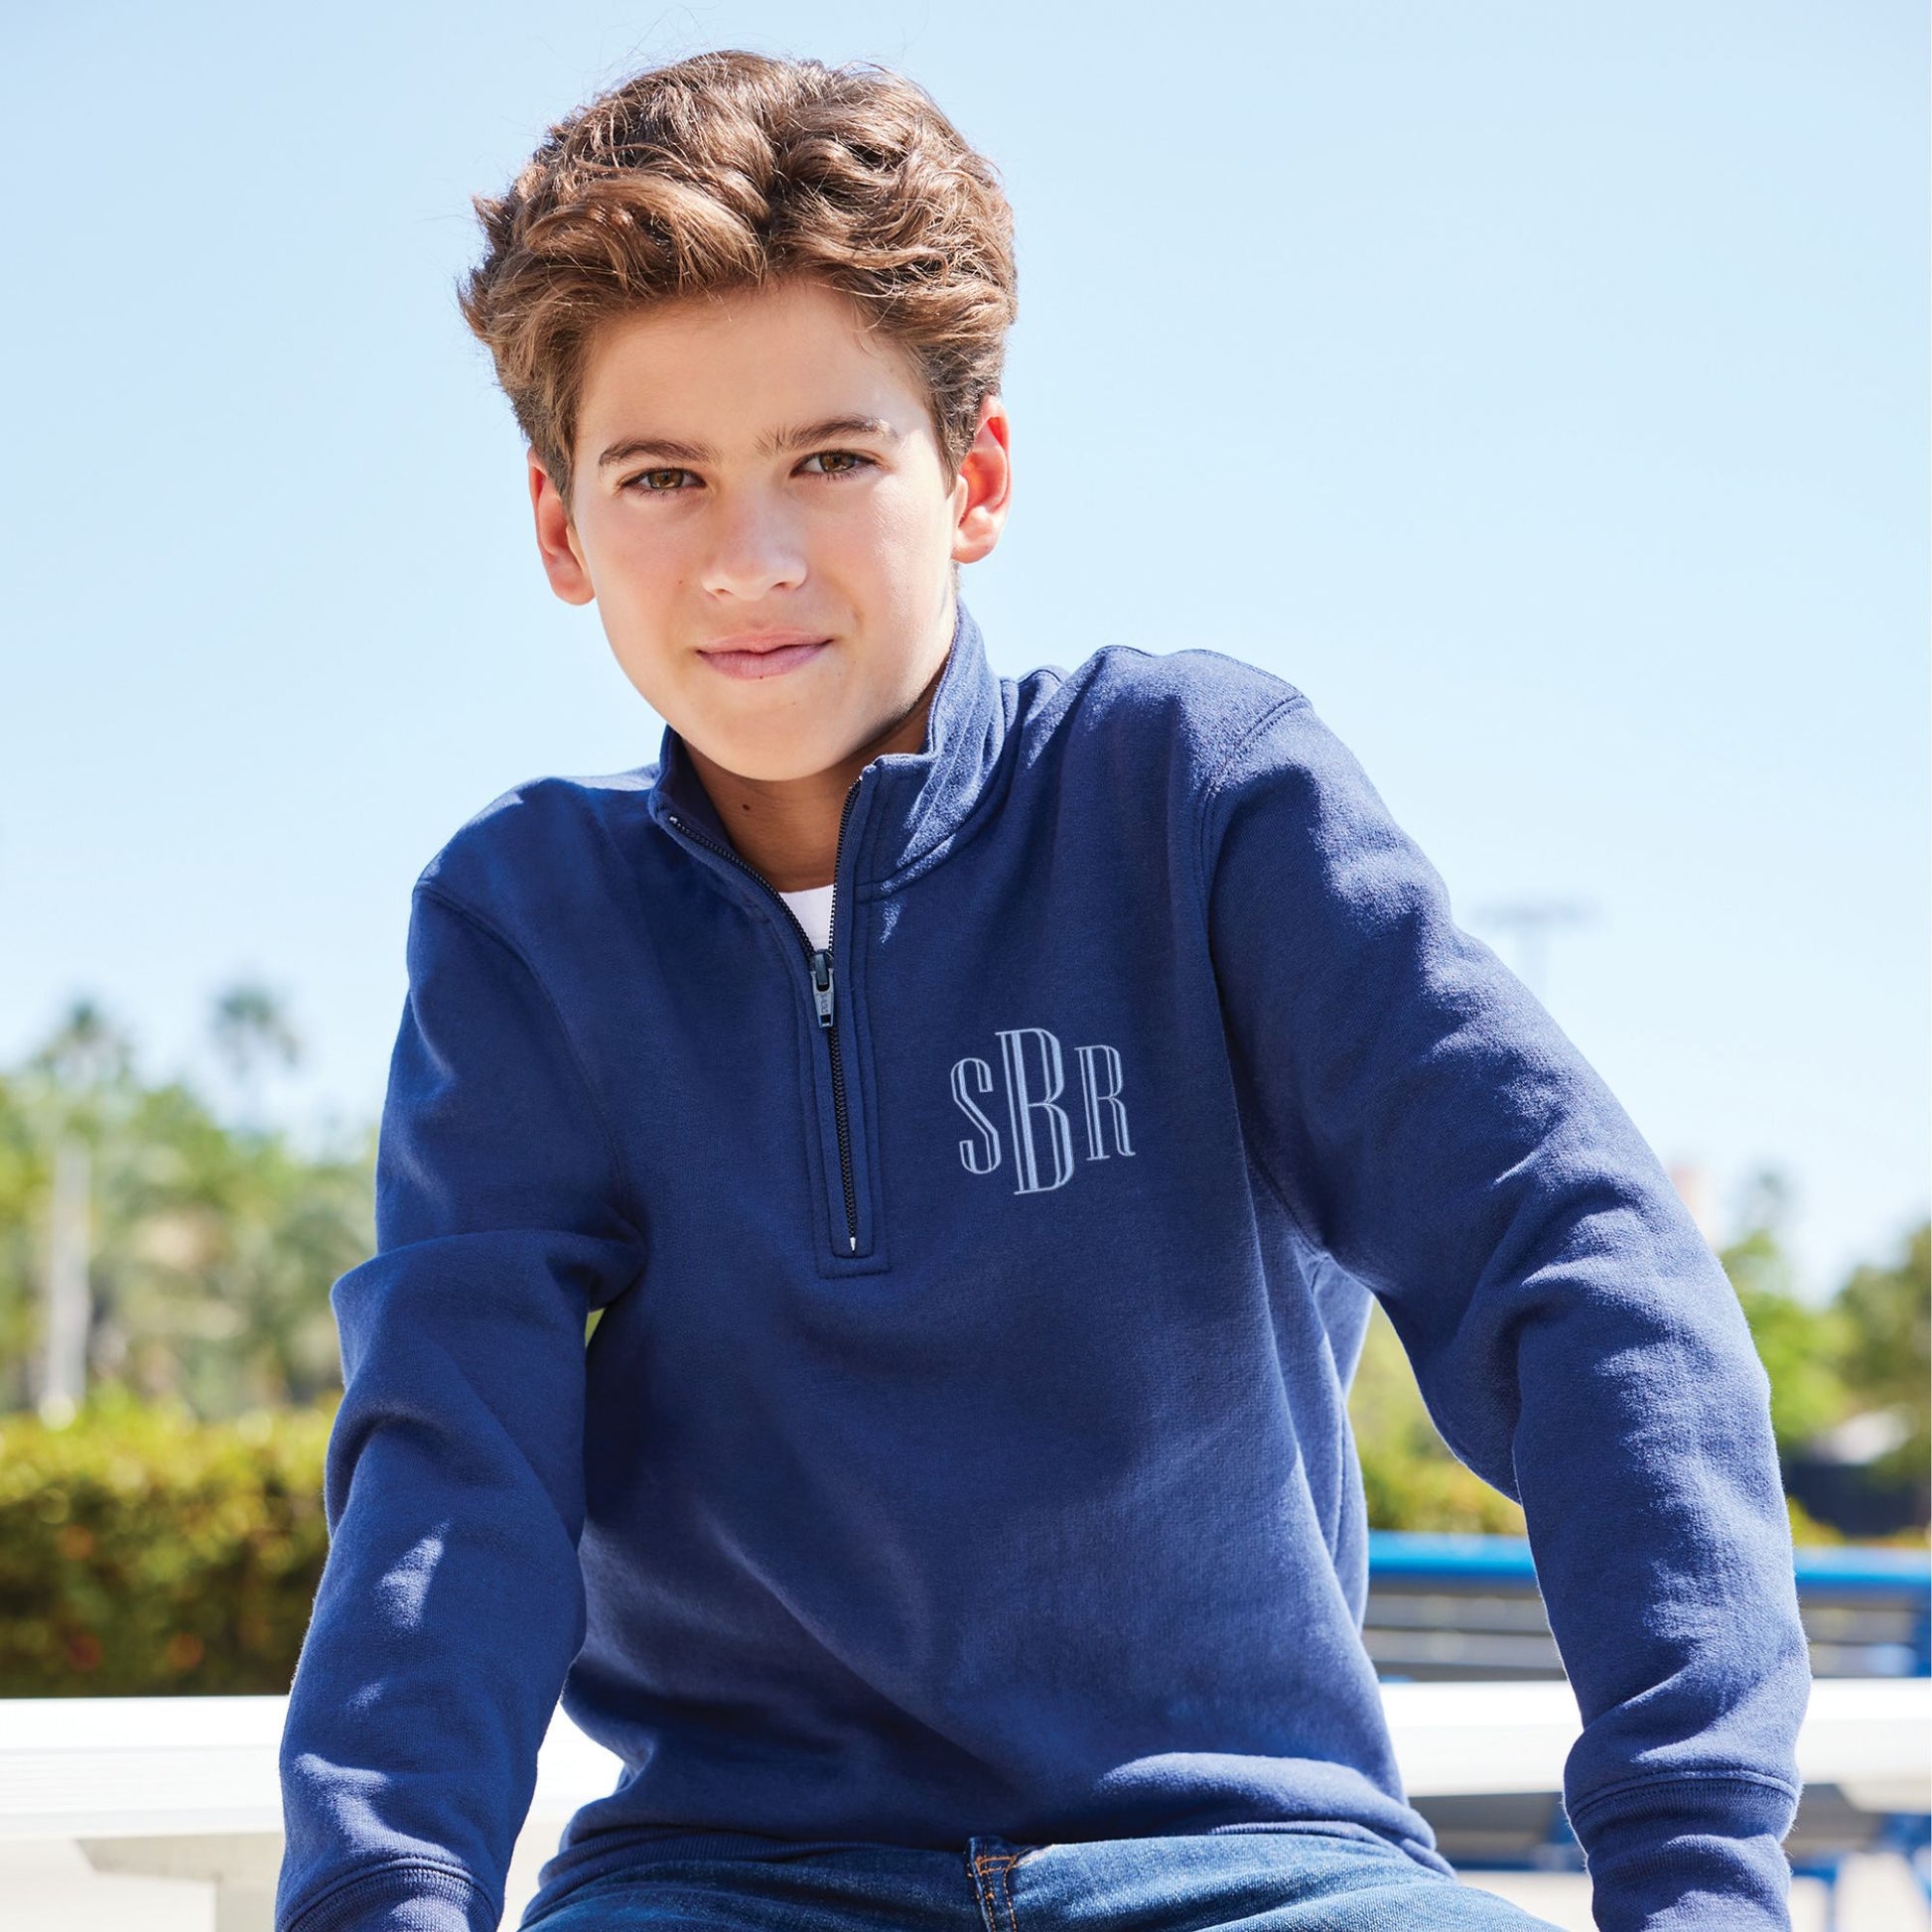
[686,720,874,789]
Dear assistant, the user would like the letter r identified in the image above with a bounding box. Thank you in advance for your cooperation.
[1074,1042,1134,1160]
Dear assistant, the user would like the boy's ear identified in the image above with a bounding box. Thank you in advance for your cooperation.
[528,450,596,606]
[950,394,1012,567]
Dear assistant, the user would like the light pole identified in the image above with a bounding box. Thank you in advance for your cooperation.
[1474,898,1595,1007]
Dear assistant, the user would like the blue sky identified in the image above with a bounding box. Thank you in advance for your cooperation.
[3,1,1925,1297]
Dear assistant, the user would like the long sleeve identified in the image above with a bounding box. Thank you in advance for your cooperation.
[276,885,646,1932]
[1197,693,1810,1932]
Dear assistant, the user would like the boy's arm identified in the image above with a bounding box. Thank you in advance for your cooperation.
[275,884,645,1932]
[1197,693,1810,1932]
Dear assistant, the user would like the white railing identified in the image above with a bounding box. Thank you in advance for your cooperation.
[1,1680,1926,1930]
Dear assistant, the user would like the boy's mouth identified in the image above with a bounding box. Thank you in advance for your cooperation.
[697,631,832,681]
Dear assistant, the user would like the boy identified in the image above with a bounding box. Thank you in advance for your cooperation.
[275,49,1810,1932]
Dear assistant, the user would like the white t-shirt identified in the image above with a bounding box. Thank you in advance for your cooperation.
[777,883,835,952]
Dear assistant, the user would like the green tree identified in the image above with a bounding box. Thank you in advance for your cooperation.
[0,1002,372,1420]
[85,1078,372,1414]
[1347,1304,1526,1535]
[1720,1231,1854,1453]
[1718,1169,1857,1453]
[1833,1221,1930,1490]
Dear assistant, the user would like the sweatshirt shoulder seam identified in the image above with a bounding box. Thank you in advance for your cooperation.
[1566,1765,1802,1830]
[414,881,642,1240]
[1190,690,1312,916]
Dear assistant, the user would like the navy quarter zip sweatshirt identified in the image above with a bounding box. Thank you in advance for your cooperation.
[276,603,1810,1932]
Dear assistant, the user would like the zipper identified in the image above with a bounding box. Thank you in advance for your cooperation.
[664,782,864,1256]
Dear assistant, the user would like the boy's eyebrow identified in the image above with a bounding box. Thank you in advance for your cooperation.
[761,415,901,455]
[598,434,712,470]
[597,416,902,472]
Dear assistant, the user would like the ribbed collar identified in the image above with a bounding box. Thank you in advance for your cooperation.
[645,598,1010,897]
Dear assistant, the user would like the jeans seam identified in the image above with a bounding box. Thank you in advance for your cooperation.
[970,1850,1022,1932]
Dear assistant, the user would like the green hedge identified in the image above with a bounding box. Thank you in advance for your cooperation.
[5,1381,1911,1700]
[1,1378,1531,1698]
[0,1387,333,1696]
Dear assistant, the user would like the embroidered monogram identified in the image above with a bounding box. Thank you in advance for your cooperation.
[949,1027,1134,1192]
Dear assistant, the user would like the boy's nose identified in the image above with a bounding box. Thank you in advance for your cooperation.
[701,496,808,600]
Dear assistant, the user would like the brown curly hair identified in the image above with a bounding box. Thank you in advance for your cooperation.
[458,50,1018,510]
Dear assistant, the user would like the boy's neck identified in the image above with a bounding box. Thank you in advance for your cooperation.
[684,646,950,895]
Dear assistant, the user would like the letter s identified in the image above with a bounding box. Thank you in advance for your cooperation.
[950,1055,1002,1174]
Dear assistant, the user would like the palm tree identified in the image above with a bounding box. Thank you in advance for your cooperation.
[211,983,301,1129]
[33,998,132,1092]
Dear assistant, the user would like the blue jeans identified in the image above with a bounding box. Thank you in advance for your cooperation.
[518,1828,1566,1929]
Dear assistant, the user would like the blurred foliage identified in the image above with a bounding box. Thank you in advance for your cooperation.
[0,992,372,1419]
[1832,1223,1932,1491]
[1720,1172,1929,1513]
[1725,1222,1858,1449]
[0,1385,333,1694]
[1349,1306,1526,1535]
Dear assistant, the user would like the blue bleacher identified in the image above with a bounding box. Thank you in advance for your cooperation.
[1366,1529,1932,1915]
[1366,1530,1931,1680]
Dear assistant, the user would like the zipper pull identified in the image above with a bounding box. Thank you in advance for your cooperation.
[809,949,835,1029]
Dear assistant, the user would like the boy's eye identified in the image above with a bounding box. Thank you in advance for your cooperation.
[630,468,697,492]
[799,451,873,477]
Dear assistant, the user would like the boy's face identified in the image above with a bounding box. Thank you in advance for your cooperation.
[529,277,1010,786]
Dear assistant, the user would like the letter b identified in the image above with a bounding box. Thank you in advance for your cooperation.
[995,1028,1075,1194]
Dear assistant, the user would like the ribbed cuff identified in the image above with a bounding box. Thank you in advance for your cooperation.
[280,1857,494,1932]
[1570,1772,1799,1931]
